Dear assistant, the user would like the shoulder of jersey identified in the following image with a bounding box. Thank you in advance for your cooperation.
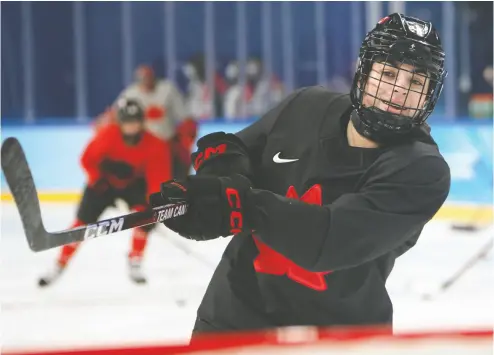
[97,122,121,137]
[283,86,351,132]
[377,139,445,176]
[155,79,176,91]
[400,139,443,160]
[156,78,172,86]
[122,83,140,95]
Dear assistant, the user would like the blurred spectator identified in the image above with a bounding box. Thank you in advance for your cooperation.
[468,63,493,118]
[466,2,493,119]
[223,57,284,120]
[182,53,227,120]
[222,60,243,119]
[94,64,197,179]
[468,2,493,94]
[483,66,493,87]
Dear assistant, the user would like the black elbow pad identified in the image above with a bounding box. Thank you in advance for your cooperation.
[191,132,253,179]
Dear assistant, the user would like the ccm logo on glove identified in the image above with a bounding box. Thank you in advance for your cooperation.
[226,188,243,234]
[194,144,227,170]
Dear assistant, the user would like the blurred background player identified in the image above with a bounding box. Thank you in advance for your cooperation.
[38,99,172,287]
[95,64,197,180]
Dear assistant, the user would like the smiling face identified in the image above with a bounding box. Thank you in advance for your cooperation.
[362,60,430,118]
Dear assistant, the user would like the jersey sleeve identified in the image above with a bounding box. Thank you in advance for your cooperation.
[145,139,173,197]
[245,155,451,272]
[80,127,111,185]
[235,88,308,170]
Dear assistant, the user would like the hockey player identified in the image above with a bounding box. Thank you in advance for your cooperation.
[95,65,198,179]
[151,14,451,336]
[39,99,172,287]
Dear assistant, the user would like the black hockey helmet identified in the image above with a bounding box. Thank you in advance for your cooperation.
[116,98,145,124]
[116,98,145,145]
[350,13,447,144]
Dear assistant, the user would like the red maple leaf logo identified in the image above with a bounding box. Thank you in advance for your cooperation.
[252,184,332,291]
[145,105,166,120]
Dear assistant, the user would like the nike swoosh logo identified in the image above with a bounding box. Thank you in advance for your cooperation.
[273,152,299,164]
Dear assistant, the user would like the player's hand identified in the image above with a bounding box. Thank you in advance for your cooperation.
[89,179,110,195]
[186,173,253,239]
[191,132,253,178]
[149,180,195,239]
[151,174,253,241]
[100,159,134,179]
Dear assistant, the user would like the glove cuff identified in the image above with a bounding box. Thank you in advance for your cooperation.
[186,175,222,197]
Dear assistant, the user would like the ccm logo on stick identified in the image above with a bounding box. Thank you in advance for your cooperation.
[84,218,124,240]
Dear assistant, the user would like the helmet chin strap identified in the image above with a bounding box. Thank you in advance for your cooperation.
[350,109,416,146]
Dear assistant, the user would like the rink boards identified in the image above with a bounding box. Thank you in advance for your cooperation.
[1,120,492,224]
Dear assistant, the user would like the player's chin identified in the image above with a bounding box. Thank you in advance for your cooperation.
[363,100,413,118]
[377,103,414,118]
[386,107,413,117]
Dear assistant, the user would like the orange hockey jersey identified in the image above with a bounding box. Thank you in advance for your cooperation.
[80,123,171,197]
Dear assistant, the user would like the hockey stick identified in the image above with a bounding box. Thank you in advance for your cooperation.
[1,137,188,252]
[113,199,217,269]
[421,237,493,300]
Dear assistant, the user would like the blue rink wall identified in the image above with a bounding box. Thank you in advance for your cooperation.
[1,120,492,207]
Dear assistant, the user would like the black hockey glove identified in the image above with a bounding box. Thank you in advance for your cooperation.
[88,179,111,195]
[150,174,253,241]
[100,159,134,179]
[149,180,190,237]
[191,132,253,178]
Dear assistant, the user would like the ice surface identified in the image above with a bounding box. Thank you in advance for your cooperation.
[1,202,492,352]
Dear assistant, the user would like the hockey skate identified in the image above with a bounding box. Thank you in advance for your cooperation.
[38,263,65,287]
[128,259,147,284]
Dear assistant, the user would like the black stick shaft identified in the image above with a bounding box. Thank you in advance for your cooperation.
[1,136,188,252]
[35,202,189,252]
[72,203,188,241]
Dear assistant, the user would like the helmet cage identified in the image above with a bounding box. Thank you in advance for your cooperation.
[350,15,447,135]
[116,98,145,124]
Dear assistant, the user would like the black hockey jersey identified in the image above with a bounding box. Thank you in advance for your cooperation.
[194,87,451,333]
